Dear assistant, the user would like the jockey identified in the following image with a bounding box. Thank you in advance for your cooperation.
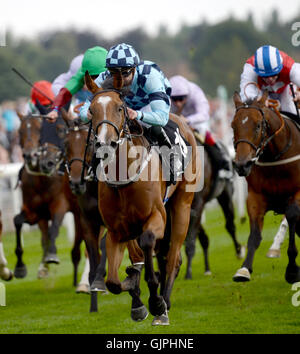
[26,80,55,115]
[169,75,232,179]
[240,45,300,120]
[80,42,182,185]
[47,46,108,121]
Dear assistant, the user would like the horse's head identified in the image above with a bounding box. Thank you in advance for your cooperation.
[38,142,63,176]
[59,110,92,195]
[17,113,42,170]
[231,90,269,177]
[85,71,129,152]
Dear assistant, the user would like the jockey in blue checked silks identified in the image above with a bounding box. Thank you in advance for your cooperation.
[80,42,185,184]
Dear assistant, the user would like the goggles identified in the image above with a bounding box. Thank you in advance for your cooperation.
[171,95,187,102]
[108,67,134,78]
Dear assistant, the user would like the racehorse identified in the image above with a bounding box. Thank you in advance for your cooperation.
[231,90,300,283]
[14,113,84,286]
[185,142,245,279]
[0,210,13,280]
[57,115,107,312]
[85,72,201,325]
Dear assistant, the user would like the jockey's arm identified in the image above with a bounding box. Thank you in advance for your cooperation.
[240,63,260,102]
[290,63,300,101]
[135,73,170,126]
[79,72,107,122]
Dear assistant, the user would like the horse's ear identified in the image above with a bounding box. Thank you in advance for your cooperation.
[258,89,269,106]
[56,123,67,139]
[233,91,243,108]
[85,70,99,94]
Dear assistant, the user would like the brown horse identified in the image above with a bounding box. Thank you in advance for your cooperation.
[0,210,13,280]
[14,113,84,286]
[231,90,300,284]
[57,116,107,312]
[85,72,201,325]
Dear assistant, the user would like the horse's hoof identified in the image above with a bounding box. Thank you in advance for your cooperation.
[14,265,27,279]
[233,267,251,282]
[76,283,90,294]
[131,305,149,322]
[266,249,280,258]
[237,246,246,259]
[204,270,212,276]
[37,268,49,279]
[106,281,122,294]
[152,310,169,326]
[91,279,108,293]
[149,296,167,317]
[44,253,60,264]
[285,266,300,284]
[0,266,14,281]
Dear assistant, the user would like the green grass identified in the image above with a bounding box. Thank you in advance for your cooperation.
[1,208,300,334]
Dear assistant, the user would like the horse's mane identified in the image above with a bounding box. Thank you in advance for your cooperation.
[101,77,132,98]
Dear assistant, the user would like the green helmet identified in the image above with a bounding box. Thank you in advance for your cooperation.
[81,46,108,76]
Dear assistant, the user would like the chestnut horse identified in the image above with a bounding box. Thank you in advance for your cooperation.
[231,90,300,284]
[85,72,200,325]
[14,113,83,285]
[0,210,13,280]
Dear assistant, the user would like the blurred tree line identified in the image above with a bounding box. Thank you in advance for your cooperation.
[0,9,300,103]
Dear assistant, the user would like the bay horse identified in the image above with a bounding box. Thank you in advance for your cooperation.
[231,90,300,284]
[85,72,201,325]
[14,113,83,286]
[0,210,13,280]
[185,141,245,279]
[57,115,107,312]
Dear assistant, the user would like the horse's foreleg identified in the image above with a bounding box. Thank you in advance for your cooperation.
[44,211,65,264]
[13,211,27,278]
[37,219,50,279]
[71,212,83,287]
[217,189,245,259]
[105,231,126,295]
[91,228,107,293]
[233,191,266,282]
[198,225,211,275]
[285,202,300,284]
[184,212,199,279]
[267,217,288,258]
[122,239,148,322]
[140,210,166,318]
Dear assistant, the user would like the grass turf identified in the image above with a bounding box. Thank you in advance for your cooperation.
[0,207,300,334]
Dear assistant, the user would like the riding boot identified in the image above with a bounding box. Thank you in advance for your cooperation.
[150,126,181,185]
[204,142,232,179]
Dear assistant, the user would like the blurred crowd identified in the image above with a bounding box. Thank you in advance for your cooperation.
[0,95,235,165]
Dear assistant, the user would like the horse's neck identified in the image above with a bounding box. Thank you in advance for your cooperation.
[265,110,289,154]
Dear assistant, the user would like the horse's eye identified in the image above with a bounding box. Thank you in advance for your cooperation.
[118,107,123,113]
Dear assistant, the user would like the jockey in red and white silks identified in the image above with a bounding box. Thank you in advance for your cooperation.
[240,45,300,115]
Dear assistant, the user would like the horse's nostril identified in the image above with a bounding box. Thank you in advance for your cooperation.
[47,161,55,168]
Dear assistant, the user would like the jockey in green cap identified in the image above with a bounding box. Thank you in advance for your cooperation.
[47,46,108,121]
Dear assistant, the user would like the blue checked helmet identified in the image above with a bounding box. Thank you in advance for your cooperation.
[106,43,140,68]
[254,45,283,77]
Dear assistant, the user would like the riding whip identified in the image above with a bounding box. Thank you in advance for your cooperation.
[11,67,54,104]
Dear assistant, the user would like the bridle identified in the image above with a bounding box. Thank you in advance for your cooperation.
[90,89,144,145]
[63,124,95,183]
[88,88,149,187]
[233,102,286,164]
